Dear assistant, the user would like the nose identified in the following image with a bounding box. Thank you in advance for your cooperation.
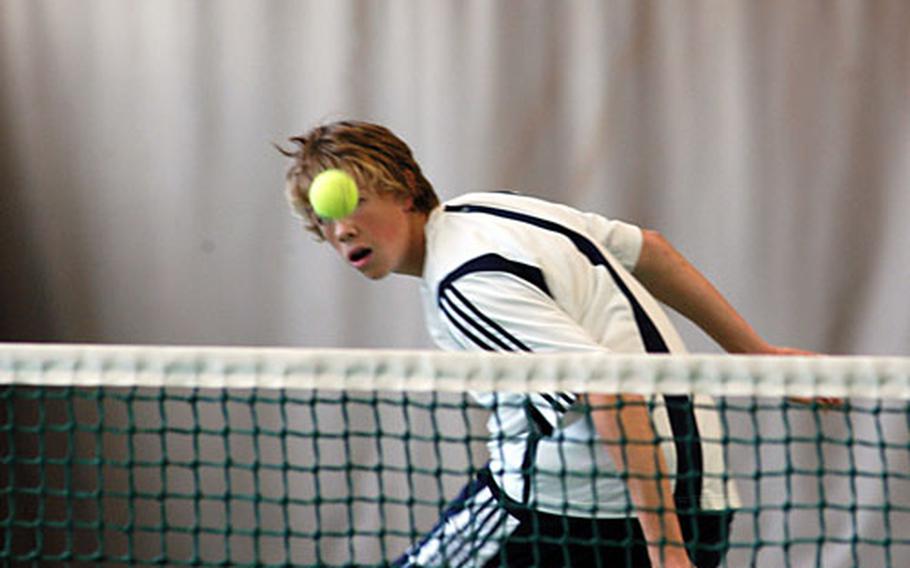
[331,218,357,242]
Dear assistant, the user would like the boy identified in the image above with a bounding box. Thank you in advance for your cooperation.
[279,120,804,567]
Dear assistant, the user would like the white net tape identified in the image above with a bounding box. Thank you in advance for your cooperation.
[2,343,909,399]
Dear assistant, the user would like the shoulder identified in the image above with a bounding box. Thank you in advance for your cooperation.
[423,190,644,291]
[423,192,555,285]
[446,192,644,273]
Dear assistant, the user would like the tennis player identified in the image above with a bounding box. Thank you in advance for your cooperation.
[279,121,807,567]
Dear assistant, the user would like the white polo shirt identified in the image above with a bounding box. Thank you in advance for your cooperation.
[419,191,739,518]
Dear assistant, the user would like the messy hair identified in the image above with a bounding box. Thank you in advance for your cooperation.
[277,120,439,238]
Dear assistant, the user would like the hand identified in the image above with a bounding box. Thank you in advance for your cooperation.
[758,345,815,357]
[788,395,844,408]
[762,346,844,408]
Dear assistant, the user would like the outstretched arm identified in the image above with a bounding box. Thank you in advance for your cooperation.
[633,230,781,355]
[633,230,840,406]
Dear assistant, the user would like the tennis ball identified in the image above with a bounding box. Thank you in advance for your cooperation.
[308,169,359,220]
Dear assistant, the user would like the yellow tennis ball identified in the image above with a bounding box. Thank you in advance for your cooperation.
[308,169,359,220]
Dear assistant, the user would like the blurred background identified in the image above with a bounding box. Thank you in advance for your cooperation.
[1,0,909,566]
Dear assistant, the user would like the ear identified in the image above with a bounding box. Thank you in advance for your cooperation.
[403,170,417,191]
[400,194,416,212]
[402,170,418,211]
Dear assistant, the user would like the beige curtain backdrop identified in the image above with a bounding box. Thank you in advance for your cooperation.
[2,0,909,566]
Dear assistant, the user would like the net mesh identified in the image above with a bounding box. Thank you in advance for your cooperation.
[2,343,910,567]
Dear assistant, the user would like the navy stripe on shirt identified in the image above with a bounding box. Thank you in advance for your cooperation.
[445,202,704,509]
[438,294,494,351]
[439,252,550,298]
[442,284,577,419]
[439,289,508,351]
[444,284,530,352]
[437,253,567,454]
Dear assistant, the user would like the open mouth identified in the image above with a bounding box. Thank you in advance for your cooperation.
[348,247,372,265]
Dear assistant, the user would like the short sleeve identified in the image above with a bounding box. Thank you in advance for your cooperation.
[582,213,643,272]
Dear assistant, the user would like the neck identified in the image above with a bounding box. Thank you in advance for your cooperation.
[395,211,429,278]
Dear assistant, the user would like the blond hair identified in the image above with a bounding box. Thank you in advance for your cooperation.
[277,121,438,238]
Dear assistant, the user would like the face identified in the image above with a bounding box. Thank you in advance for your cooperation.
[317,187,426,279]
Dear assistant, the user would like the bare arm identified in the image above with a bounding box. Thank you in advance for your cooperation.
[588,393,693,568]
[633,230,841,408]
[633,230,774,354]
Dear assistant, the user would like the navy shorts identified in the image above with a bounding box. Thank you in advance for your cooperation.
[395,468,734,567]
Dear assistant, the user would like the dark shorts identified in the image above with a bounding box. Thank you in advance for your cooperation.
[396,468,734,568]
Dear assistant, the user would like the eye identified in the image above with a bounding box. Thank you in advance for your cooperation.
[316,217,337,232]
[311,214,333,236]
[314,219,333,240]
[309,208,330,225]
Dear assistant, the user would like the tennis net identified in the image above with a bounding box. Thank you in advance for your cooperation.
[1,343,909,566]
